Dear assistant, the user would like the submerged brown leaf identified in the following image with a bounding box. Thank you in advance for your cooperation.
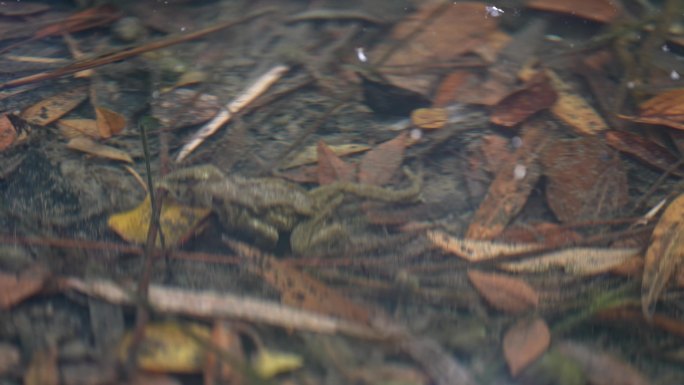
[526,0,621,23]
[0,266,48,310]
[467,270,539,314]
[95,106,126,138]
[317,140,356,185]
[20,86,88,126]
[541,136,628,222]
[466,121,547,240]
[491,73,557,127]
[642,193,684,318]
[67,137,134,163]
[359,132,407,186]
[503,317,550,377]
[621,88,684,131]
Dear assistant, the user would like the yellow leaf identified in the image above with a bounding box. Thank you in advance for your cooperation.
[252,348,303,379]
[118,322,210,373]
[107,195,210,246]
[546,69,607,135]
[642,193,684,317]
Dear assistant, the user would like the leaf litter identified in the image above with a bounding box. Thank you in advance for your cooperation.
[0,0,682,384]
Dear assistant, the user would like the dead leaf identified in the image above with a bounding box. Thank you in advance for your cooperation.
[432,71,473,107]
[67,137,134,163]
[541,136,628,222]
[57,118,100,139]
[284,143,370,169]
[95,106,126,138]
[359,132,407,186]
[118,322,210,373]
[499,223,583,246]
[428,230,543,262]
[20,85,88,126]
[467,270,539,314]
[372,2,498,95]
[108,195,211,246]
[491,73,557,127]
[499,247,640,275]
[317,140,356,184]
[0,266,48,310]
[24,346,59,385]
[557,342,652,385]
[605,130,684,176]
[411,108,448,130]
[620,88,684,131]
[503,317,550,377]
[546,69,608,135]
[204,322,244,385]
[466,121,547,240]
[252,348,303,379]
[229,240,371,324]
[0,114,17,152]
[642,193,684,318]
[526,0,621,23]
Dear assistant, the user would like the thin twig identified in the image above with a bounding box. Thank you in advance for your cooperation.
[175,64,290,162]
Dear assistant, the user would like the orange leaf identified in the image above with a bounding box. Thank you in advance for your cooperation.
[20,86,88,126]
[466,121,547,240]
[0,266,48,310]
[316,140,356,185]
[467,270,539,314]
[491,73,557,127]
[359,132,407,186]
[642,193,684,317]
[95,106,126,139]
[526,0,621,23]
[0,114,17,152]
[605,130,683,176]
[541,136,628,222]
[546,69,608,135]
[619,88,684,131]
[503,317,550,377]
[432,71,472,107]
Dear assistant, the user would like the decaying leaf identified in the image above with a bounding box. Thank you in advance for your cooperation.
[67,137,134,163]
[0,114,17,152]
[605,130,684,176]
[411,108,448,130]
[503,317,550,377]
[620,88,684,131]
[541,136,628,222]
[491,73,557,127]
[229,240,371,324]
[499,247,640,275]
[108,195,211,246]
[118,322,210,373]
[252,348,303,379]
[24,347,58,385]
[0,266,48,310]
[467,270,539,314]
[432,71,472,107]
[642,193,684,318]
[359,132,407,186]
[466,121,547,240]
[57,118,100,139]
[204,322,244,385]
[526,0,621,23]
[372,2,498,95]
[428,230,542,262]
[317,140,356,184]
[557,342,652,385]
[546,69,608,135]
[284,143,370,169]
[20,86,88,126]
[95,106,126,138]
